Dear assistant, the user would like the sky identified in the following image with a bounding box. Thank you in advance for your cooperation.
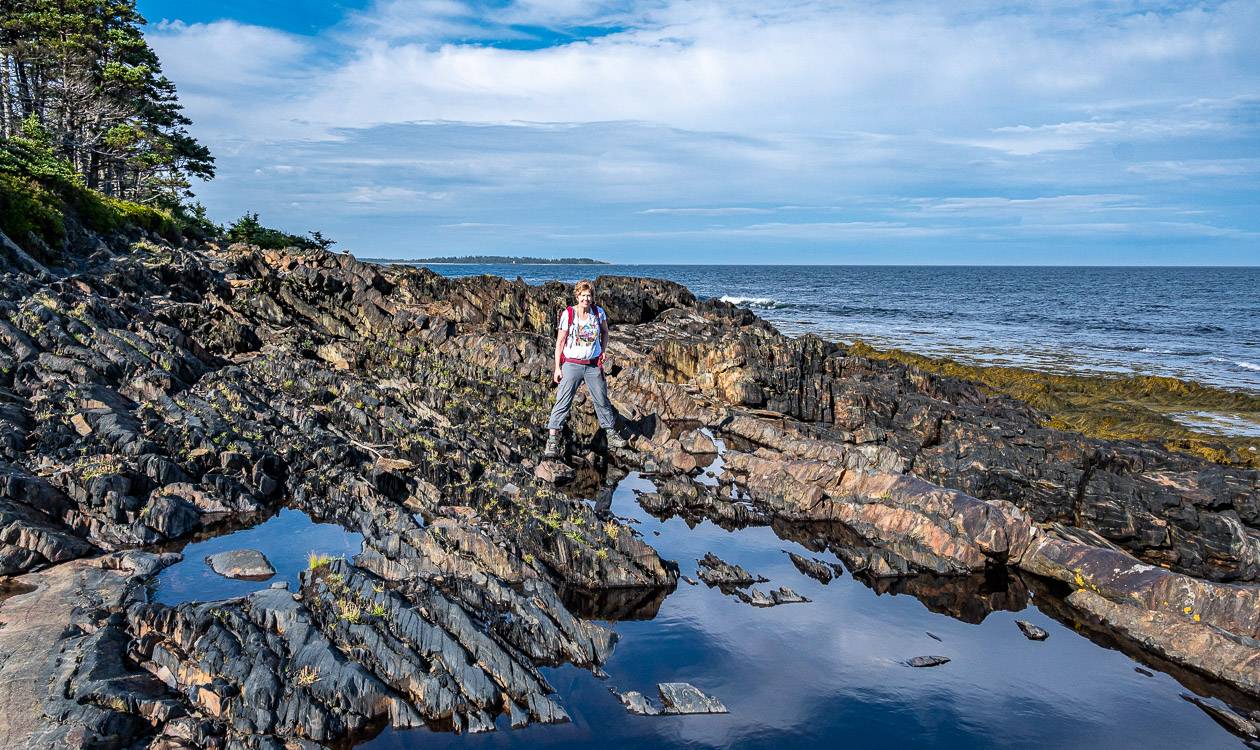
[136,0,1260,264]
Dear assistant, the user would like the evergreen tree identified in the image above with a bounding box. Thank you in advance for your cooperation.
[0,0,213,206]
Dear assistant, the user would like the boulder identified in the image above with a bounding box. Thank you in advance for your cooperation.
[205,549,275,580]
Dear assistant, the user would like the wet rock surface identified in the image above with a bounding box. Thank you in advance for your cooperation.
[905,655,951,668]
[696,552,768,588]
[657,682,728,714]
[1016,620,1049,641]
[0,227,1257,746]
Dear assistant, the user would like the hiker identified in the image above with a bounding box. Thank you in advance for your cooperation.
[543,280,627,457]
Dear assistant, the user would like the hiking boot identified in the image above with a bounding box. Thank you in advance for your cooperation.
[604,427,628,449]
[543,433,562,458]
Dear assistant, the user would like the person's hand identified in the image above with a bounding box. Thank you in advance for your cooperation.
[599,353,610,371]
[553,365,563,384]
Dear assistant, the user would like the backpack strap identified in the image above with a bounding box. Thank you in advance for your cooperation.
[566,306,574,329]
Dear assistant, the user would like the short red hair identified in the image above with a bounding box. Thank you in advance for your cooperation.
[574,280,595,300]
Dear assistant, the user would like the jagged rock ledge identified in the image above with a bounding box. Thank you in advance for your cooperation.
[0,230,1257,746]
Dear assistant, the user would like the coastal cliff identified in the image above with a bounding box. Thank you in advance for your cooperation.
[1,228,1258,747]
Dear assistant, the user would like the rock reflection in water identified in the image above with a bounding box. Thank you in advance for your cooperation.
[773,520,1029,624]
[560,584,673,622]
[372,463,1239,750]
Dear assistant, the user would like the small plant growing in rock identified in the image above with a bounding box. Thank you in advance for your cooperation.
[337,599,361,623]
[603,520,620,541]
[370,602,388,618]
[294,665,321,687]
[307,552,333,570]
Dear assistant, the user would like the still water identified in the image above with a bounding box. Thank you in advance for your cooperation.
[154,478,1244,748]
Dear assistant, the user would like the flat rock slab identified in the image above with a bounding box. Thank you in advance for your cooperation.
[659,682,728,714]
[1016,620,1049,641]
[905,655,951,668]
[205,549,275,580]
[534,460,574,485]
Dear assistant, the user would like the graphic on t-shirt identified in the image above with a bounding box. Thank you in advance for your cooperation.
[561,307,604,360]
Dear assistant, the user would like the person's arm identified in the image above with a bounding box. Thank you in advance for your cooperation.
[598,312,611,370]
[553,325,566,383]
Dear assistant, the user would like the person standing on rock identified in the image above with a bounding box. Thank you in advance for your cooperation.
[544,280,628,457]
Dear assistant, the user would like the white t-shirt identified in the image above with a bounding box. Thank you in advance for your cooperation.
[560,306,606,361]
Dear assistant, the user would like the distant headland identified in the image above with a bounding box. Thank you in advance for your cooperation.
[367,255,609,265]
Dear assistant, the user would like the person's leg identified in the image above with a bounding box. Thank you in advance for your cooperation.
[546,362,584,435]
[582,364,617,429]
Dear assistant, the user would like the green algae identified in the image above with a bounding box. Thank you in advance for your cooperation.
[847,341,1260,468]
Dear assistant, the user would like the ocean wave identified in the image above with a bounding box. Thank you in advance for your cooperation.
[719,295,784,308]
[1210,357,1260,372]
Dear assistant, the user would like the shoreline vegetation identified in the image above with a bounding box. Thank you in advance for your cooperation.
[368,255,609,265]
[847,341,1260,468]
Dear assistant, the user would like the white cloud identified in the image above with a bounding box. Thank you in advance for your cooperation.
[149,1,1260,139]
[1127,159,1260,180]
[346,186,448,204]
[144,1,1260,261]
[640,207,773,215]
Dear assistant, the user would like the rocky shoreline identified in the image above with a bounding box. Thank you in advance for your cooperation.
[2,230,1259,747]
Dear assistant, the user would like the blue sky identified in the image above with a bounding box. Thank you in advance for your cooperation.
[138,0,1260,264]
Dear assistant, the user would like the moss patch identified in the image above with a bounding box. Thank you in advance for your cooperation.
[847,340,1260,467]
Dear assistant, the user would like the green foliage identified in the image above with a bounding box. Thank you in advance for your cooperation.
[307,552,334,570]
[0,172,65,248]
[0,120,200,247]
[227,212,334,251]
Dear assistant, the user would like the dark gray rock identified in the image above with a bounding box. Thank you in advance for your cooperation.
[1181,693,1258,739]
[143,495,201,538]
[771,586,810,604]
[1015,620,1049,641]
[787,552,833,583]
[905,655,951,668]
[696,552,767,588]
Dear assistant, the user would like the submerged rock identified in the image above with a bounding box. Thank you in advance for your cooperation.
[1015,620,1049,641]
[205,549,275,579]
[905,655,951,668]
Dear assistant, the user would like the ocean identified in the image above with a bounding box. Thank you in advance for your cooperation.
[400,263,1260,394]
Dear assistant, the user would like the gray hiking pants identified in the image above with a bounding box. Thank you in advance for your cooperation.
[547,362,616,430]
